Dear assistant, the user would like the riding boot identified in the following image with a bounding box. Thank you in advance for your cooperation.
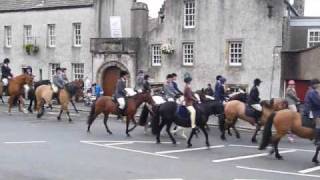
[254,110,262,124]
[315,129,320,146]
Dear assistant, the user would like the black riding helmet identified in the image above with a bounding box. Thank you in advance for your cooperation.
[166,74,173,79]
[144,74,150,80]
[56,67,61,72]
[3,58,10,64]
[254,78,262,86]
[216,75,222,81]
[184,77,192,83]
[120,71,128,77]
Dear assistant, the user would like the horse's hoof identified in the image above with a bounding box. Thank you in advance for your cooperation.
[220,135,226,141]
[276,155,283,160]
[269,149,275,155]
[107,131,113,135]
[57,117,61,121]
[187,144,192,148]
[206,142,210,147]
[236,134,241,139]
[126,134,131,137]
[172,141,177,145]
[251,138,257,143]
[69,120,73,123]
[87,130,91,134]
[156,141,161,144]
[312,158,319,164]
[37,114,41,119]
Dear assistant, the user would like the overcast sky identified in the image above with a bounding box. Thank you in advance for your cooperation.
[138,0,320,18]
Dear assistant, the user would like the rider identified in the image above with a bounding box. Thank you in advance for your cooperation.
[115,71,128,115]
[215,77,227,103]
[1,58,13,95]
[184,76,198,130]
[163,74,178,101]
[135,70,144,93]
[304,79,320,146]
[142,74,151,92]
[205,83,214,97]
[172,73,183,95]
[52,67,65,103]
[214,75,222,96]
[61,68,69,83]
[247,78,262,123]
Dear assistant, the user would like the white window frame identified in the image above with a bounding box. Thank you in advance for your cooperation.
[4,26,12,48]
[228,41,243,67]
[72,63,84,80]
[184,0,196,29]
[49,63,60,80]
[307,29,320,48]
[24,25,33,45]
[73,23,81,47]
[151,44,162,66]
[183,43,194,66]
[47,24,56,48]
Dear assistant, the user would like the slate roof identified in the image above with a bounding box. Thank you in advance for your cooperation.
[0,0,94,12]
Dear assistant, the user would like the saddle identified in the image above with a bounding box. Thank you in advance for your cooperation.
[301,114,316,129]
[112,96,128,115]
[245,105,262,123]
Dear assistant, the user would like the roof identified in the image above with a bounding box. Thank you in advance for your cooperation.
[0,0,94,12]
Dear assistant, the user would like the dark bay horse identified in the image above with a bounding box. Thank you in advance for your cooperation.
[223,98,288,142]
[151,100,225,147]
[259,110,320,164]
[87,91,154,136]
[7,74,33,114]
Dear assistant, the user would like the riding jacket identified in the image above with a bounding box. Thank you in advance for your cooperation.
[247,86,261,105]
[173,81,183,95]
[52,73,65,89]
[163,82,178,99]
[1,64,13,79]
[114,78,126,99]
[142,80,151,92]
[214,83,226,102]
[304,87,320,118]
[184,85,196,106]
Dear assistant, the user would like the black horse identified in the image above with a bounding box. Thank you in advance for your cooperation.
[151,100,224,147]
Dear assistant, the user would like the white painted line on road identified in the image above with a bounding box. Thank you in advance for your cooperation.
[47,112,80,116]
[133,179,183,180]
[81,141,179,159]
[298,166,320,174]
[80,140,175,144]
[3,141,47,144]
[237,166,320,178]
[103,142,134,146]
[156,145,225,154]
[212,149,296,163]
[229,144,315,153]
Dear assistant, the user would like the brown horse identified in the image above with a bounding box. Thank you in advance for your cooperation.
[5,74,33,114]
[35,81,83,122]
[259,110,319,164]
[87,91,154,136]
[223,98,288,142]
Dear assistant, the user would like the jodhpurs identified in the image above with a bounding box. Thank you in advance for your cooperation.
[117,98,125,110]
[251,104,262,111]
[187,106,196,129]
[288,104,297,112]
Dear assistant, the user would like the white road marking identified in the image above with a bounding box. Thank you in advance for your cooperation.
[156,145,225,154]
[229,144,315,153]
[103,142,134,146]
[299,166,320,174]
[81,141,179,159]
[3,141,47,144]
[133,179,183,180]
[47,112,80,116]
[80,140,175,144]
[237,166,320,178]
[212,149,297,163]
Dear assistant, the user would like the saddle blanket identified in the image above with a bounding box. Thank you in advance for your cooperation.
[176,105,190,120]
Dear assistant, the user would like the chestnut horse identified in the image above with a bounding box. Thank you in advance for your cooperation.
[259,110,319,164]
[222,98,288,142]
[87,91,154,137]
[35,80,83,122]
[5,74,33,114]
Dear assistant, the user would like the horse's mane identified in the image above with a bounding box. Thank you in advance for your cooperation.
[260,100,272,109]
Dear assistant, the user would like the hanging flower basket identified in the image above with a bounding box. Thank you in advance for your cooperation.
[24,44,40,55]
[161,43,174,55]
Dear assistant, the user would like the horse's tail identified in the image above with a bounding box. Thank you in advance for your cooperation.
[151,105,160,135]
[87,103,96,125]
[139,104,149,126]
[259,112,276,150]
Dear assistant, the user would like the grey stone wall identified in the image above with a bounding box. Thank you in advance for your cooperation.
[139,0,286,99]
[0,7,97,81]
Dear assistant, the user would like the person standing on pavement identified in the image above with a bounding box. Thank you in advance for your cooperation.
[172,73,183,95]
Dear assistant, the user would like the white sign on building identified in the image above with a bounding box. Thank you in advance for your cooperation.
[110,16,122,38]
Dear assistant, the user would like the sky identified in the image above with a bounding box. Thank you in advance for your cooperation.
[138,0,320,18]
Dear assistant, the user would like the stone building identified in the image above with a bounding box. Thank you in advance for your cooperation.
[0,0,307,98]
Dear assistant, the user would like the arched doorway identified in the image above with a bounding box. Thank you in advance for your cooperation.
[102,66,121,96]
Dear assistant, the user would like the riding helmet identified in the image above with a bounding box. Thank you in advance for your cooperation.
[120,71,128,77]
[3,58,10,64]
[166,74,173,79]
[254,78,262,86]
[184,77,192,83]
[144,74,150,80]
[310,79,320,86]
[216,75,222,81]
[56,67,61,72]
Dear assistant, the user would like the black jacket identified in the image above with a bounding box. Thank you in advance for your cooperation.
[247,86,260,105]
[1,65,13,79]
[143,80,151,92]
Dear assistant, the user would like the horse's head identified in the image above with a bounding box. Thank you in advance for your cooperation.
[260,100,273,110]
[139,90,155,105]
[65,80,84,98]
[270,98,288,111]
[22,74,34,86]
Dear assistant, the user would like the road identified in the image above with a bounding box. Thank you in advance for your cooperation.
[0,104,319,180]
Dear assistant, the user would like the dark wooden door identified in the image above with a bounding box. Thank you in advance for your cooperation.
[102,66,121,96]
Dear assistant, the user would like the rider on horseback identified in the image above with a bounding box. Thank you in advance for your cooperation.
[142,74,151,92]
[115,71,128,115]
[214,76,227,103]
[1,58,13,95]
[172,73,183,95]
[52,67,65,103]
[304,79,320,146]
[184,76,198,130]
[247,78,262,123]
[163,74,179,101]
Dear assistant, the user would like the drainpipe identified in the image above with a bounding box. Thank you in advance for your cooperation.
[270,46,282,98]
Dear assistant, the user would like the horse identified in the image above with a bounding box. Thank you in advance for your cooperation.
[35,80,84,122]
[0,82,5,104]
[27,80,51,113]
[259,110,320,164]
[151,100,225,147]
[87,91,154,137]
[5,74,34,114]
[222,98,288,142]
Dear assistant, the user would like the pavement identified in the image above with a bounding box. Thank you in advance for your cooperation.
[0,102,320,180]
